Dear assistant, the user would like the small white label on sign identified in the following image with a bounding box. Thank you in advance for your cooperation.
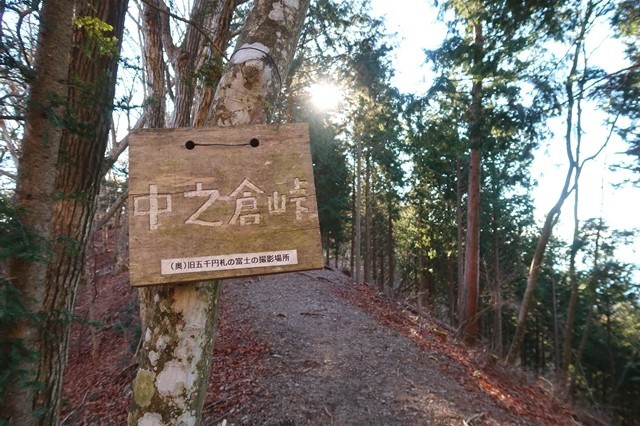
[160,250,298,275]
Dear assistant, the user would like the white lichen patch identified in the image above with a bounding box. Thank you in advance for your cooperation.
[155,335,167,351]
[145,327,152,342]
[232,43,270,64]
[270,0,299,21]
[157,360,190,397]
[148,350,159,367]
[269,2,285,21]
[171,286,208,329]
[138,412,165,426]
[176,411,197,426]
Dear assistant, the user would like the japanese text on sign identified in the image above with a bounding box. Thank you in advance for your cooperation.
[133,177,310,231]
[160,250,298,275]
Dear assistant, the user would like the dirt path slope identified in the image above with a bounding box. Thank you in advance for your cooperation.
[62,265,577,425]
[203,270,575,425]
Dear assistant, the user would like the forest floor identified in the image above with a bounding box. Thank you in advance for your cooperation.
[61,238,593,425]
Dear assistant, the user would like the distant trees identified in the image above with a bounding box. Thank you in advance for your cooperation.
[402,0,639,420]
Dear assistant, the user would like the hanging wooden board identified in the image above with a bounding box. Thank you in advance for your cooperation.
[127,123,323,287]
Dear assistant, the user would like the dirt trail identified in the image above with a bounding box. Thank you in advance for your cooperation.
[205,270,574,425]
[62,263,577,425]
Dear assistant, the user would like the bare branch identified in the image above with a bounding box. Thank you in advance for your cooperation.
[137,0,228,61]
[101,115,146,179]
[93,189,128,231]
[0,169,17,181]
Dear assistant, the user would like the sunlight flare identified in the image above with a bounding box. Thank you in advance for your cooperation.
[308,83,342,111]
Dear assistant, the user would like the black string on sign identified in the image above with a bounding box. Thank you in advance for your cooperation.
[185,139,260,150]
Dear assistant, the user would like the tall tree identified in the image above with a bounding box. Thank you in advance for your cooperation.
[1,0,128,423]
[459,21,484,343]
[128,0,311,423]
[424,0,557,343]
[1,1,77,423]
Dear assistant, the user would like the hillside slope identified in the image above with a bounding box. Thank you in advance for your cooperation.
[62,267,580,425]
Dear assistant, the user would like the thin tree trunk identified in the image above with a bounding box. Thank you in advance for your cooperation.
[505,9,591,363]
[562,167,581,382]
[387,210,395,292]
[492,216,503,356]
[562,41,588,385]
[1,1,75,423]
[364,153,372,285]
[504,189,570,365]
[448,253,456,324]
[552,272,561,374]
[569,219,601,398]
[354,133,362,284]
[455,158,463,322]
[168,0,234,127]
[128,1,311,423]
[350,183,355,277]
[449,158,465,325]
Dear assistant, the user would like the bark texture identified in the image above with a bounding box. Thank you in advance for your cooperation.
[1,1,75,423]
[211,0,310,127]
[458,22,483,344]
[37,1,128,423]
[129,0,311,424]
[141,0,166,128]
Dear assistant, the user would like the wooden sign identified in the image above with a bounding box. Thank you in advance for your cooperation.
[128,123,323,286]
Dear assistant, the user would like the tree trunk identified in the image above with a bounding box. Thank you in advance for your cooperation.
[168,0,235,127]
[552,271,561,374]
[1,1,75,423]
[569,220,601,398]
[492,216,503,356]
[128,1,311,423]
[459,22,483,344]
[455,158,464,321]
[562,38,588,385]
[460,144,480,342]
[140,0,166,128]
[561,175,581,381]
[364,153,372,285]
[193,0,237,127]
[504,15,589,363]
[387,210,395,292]
[36,1,128,423]
[354,133,362,284]
[504,195,568,365]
